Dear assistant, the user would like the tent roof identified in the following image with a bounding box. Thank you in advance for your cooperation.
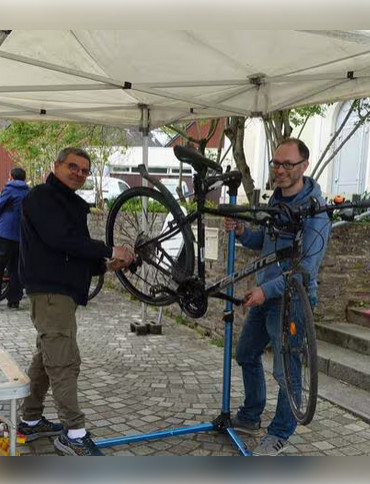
[1,30,370,128]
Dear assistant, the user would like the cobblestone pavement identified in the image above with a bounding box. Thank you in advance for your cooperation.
[1,289,370,457]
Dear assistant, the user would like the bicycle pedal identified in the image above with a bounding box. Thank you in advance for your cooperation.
[146,321,162,335]
[130,321,148,335]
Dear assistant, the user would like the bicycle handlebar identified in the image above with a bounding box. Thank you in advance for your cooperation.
[219,197,370,227]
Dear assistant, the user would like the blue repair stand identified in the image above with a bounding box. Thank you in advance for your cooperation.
[96,189,252,456]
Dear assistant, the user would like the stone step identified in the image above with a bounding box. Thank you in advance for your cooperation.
[318,372,370,424]
[315,321,370,356]
[346,307,370,328]
[264,352,370,423]
[317,340,370,392]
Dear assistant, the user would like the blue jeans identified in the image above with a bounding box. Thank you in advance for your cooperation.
[235,298,301,440]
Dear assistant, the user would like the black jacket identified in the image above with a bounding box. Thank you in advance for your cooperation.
[20,173,112,305]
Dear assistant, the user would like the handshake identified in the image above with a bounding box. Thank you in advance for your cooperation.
[106,245,135,272]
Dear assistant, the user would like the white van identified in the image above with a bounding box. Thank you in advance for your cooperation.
[77,176,130,206]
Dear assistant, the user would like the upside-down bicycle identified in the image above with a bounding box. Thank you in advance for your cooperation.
[106,145,370,426]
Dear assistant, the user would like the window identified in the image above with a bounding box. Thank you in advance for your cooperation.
[118,181,129,193]
[171,168,192,174]
[148,167,168,174]
[112,166,130,173]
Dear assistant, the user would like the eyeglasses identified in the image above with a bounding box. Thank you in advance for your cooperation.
[269,159,307,171]
[63,162,91,177]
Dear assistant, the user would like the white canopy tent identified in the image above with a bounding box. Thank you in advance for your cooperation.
[1,30,370,129]
[2,30,370,324]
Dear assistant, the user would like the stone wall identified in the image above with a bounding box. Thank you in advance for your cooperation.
[315,222,370,323]
[88,210,370,339]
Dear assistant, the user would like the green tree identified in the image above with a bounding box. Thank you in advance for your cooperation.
[84,124,127,209]
[0,122,127,207]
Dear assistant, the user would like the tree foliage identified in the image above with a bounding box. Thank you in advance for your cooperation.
[0,122,127,208]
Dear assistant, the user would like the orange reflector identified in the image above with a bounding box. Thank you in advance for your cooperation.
[333,195,345,205]
[290,322,297,336]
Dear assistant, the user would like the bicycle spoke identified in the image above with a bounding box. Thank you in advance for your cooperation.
[281,279,317,425]
[107,188,193,304]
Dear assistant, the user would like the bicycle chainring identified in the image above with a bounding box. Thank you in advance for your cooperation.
[178,278,208,319]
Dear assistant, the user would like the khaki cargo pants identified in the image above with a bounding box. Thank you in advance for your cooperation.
[22,294,85,430]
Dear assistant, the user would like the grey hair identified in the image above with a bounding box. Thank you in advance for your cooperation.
[56,147,91,168]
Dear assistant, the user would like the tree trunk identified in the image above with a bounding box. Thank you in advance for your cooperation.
[225,117,255,202]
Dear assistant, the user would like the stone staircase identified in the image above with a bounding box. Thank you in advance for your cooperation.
[312,222,370,420]
[314,297,370,422]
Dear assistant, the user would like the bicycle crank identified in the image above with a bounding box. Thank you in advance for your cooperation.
[177,278,208,319]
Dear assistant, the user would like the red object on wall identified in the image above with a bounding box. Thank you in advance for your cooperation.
[0,145,14,191]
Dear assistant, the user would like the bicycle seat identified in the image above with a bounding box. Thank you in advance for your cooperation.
[174,145,222,174]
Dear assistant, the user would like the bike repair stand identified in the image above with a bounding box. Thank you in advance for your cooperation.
[96,180,252,456]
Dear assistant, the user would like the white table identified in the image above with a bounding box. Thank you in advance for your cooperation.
[0,350,30,456]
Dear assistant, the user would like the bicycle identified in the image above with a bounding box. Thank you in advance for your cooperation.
[0,268,10,302]
[106,145,370,426]
[88,274,104,301]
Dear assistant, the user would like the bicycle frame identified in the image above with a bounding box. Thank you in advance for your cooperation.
[136,166,305,306]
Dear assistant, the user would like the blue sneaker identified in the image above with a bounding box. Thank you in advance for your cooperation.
[18,417,63,442]
[54,431,104,456]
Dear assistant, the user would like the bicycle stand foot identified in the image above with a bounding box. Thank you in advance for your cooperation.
[146,321,162,335]
[130,322,148,335]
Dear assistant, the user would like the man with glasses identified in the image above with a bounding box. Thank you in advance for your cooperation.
[226,138,331,455]
[18,147,134,456]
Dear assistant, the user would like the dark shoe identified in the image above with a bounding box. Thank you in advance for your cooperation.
[253,435,289,456]
[54,431,104,456]
[18,417,63,442]
[231,414,262,435]
[7,301,19,309]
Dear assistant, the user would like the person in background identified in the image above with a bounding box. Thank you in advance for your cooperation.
[18,147,134,456]
[225,138,331,456]
[0,167,29,309]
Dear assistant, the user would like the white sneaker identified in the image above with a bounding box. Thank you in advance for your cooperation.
[253,435,288,456]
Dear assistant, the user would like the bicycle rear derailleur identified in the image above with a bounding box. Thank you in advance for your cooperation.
[177,277,208,319]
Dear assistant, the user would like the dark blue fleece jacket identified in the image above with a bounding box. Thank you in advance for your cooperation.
[238,177,331,300]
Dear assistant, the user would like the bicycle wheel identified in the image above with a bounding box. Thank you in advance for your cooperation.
[88,274,104,301]
[280,277,318,425]
[106,186,195,306]
[0,269,10,302]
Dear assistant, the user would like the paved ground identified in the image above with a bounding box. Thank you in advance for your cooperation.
[1,288,370,457]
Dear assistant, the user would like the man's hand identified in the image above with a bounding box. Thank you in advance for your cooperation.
[112,245,135,267]
[242,286,266,311]
[224,218,246,237]
[106,258,130,272]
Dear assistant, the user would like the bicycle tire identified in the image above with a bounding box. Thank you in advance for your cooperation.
[0,270,10,302]
[88,274,105,301]
[106,186,195,306]
[280,277,318,425]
